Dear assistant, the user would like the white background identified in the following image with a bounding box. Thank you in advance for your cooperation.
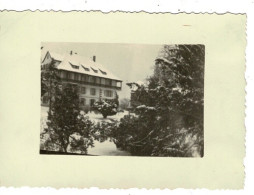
[0,0,253,194]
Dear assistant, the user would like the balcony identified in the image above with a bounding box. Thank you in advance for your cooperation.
[60,77,122,90]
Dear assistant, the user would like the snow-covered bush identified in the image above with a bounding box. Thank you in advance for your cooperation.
[92,99,118,118]
[92,120,118,142]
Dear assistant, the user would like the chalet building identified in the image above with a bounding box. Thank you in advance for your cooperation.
[41,51,122,110]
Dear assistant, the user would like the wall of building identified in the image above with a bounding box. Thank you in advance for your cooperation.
[59,71,121,89]
[61,81,116,105]
[41,82,117,110]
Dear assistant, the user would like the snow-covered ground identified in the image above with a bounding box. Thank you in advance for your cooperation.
[40,106,131,156]
[88,140,130,156]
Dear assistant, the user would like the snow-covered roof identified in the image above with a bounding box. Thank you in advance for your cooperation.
[43,51,122,81]
[48,52,64,62]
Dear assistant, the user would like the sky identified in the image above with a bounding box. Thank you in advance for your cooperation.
[41,42,163,99]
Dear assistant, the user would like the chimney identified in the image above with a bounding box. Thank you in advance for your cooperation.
[93,56,96,62]
[70,51,73,55]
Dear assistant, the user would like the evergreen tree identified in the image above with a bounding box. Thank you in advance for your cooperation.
[152,45,204,156]
[108,44,204,157]
[41,84,94,154]
[114,91,119,107]
[41,60,60,115]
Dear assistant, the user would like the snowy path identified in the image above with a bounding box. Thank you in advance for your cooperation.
[88,140,130,156]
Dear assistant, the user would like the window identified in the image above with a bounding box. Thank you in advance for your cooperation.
[99,69,107,75]
[90,99,95,106]
[104,90,112,97]
[90,76,96,83]
[80,98,86,106]
[91,67,98,73]
[66,72,71,79]
[74,73,79,80]
[111,80,116,87]
[81,75,89,82]
[70,63,79,69]
[81,65,90,72]
[81,87,86,94]
[101,78,105,85]
[81,75,85,81]
[90,88,96,96]
[63,71,67,78]
[116,81,122,87]
[105,79,111,85]
[96,77,100,84]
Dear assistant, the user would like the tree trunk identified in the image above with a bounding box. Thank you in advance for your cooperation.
[49,79,52,116]
[60,138,68,153]
[63,145,68,153]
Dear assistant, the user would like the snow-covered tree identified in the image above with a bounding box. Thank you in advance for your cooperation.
[41,60,60,115]
[41,84,94,154]
[108,45,205,157]
[152,45,204,157]
[93,99,118,118]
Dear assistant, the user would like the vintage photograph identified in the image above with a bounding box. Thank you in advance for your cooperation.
[40,42,204,157]
[0,11,246,189]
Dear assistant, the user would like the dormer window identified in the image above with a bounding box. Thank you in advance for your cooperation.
[99,69,107,75]
[70,63,79,69]
[91,67,98,73]
[81,65,90,71]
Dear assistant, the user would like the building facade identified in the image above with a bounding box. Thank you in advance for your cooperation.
[41,51,122,111]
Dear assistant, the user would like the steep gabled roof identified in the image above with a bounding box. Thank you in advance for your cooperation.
[48,52,65,62]
[44,51,122,81]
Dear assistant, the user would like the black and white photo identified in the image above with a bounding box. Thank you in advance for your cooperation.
[40,43,205,157]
